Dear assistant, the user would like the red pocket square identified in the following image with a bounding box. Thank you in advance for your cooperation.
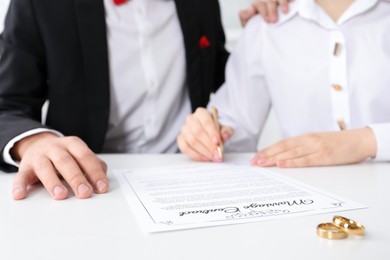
[199,35,211,49]
[113,0,128,6]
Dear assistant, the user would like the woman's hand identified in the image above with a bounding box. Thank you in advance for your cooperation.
[177,108,234,162]
[251,128,377,167]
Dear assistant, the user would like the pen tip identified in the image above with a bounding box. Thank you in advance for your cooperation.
[217,146,223,160]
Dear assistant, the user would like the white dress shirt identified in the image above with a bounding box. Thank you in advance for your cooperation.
[210,0,390,161]
[102,0,190,153]
[3,0,191,166]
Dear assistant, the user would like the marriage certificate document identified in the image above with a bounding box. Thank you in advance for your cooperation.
[114,163,366,233]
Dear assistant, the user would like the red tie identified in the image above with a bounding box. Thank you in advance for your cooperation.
[113,0,128,5]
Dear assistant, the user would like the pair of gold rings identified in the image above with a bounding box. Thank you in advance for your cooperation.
[316,216,365,239]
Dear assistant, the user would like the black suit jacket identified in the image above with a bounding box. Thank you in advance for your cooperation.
[0,0,229,171]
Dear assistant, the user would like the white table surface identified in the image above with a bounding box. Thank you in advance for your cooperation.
[1,153,389,260]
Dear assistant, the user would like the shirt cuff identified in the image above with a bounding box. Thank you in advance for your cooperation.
[2,128,63,167]
[368,124,390,161]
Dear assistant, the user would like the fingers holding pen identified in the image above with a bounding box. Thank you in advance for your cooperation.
[178,108,227,162]
[220,125,234,143]
[178,108,219,161]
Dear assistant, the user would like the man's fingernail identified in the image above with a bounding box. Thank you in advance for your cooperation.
[53,186,65,197]
[77,183,91,197]
[96,180,108,193]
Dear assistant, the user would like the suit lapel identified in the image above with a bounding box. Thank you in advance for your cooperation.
[174,0,203,111]
[74,0,110,151]
[174,0,201,50]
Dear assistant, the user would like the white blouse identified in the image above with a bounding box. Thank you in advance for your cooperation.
[210,0,390,161]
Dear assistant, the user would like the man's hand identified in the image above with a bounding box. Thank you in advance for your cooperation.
[177,108,233,162]
[251,128,377,167]
[11,132,109,200]
[240,0,293,26]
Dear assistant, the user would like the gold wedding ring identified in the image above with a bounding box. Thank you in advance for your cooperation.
[317,223,348,239]
[333,216,365,236]
[317,216,365,239]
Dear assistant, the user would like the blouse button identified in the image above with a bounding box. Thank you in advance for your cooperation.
[332,84,343,91]
[333,42,342,56]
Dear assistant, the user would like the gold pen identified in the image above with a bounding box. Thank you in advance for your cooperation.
[210,106,224,159]
[337,119,346,131]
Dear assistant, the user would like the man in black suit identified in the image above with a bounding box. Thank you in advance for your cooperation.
[0,0,228,200]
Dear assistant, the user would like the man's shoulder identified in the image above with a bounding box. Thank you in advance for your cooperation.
[10,0,75,17]
[13,0,73,8]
